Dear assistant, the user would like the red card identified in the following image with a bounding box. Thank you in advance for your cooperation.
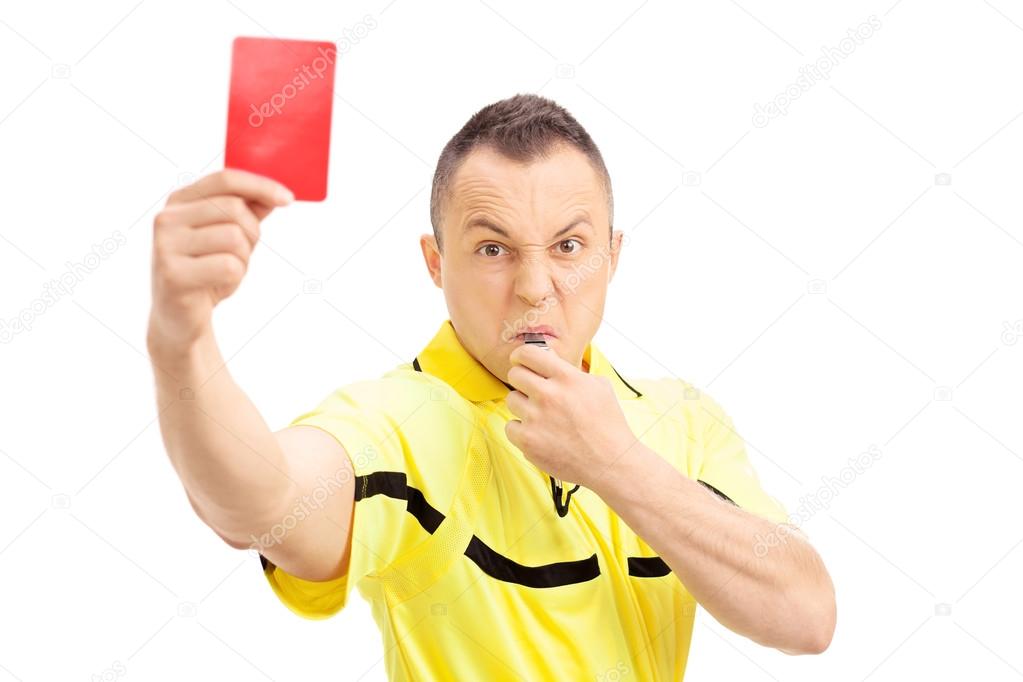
[225,36,337,201]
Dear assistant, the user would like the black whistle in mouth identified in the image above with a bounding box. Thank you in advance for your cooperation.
[522,332,551,349]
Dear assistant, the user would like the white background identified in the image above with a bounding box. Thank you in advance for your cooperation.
[2,0,1022,680]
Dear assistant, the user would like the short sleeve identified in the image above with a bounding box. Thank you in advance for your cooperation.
[259,375,472,620]
[694,390,790,526]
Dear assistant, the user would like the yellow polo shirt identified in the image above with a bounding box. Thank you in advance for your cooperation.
[259,319,788,681]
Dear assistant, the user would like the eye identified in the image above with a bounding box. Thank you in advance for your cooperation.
[477,243,507,257]
[557,239,582,254]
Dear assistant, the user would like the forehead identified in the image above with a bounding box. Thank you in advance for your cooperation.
[448,144,605,215]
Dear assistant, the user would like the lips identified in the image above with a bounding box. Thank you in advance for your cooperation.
[515,326,556,338]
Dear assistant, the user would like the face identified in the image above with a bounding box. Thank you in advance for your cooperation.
[420,143,624,385]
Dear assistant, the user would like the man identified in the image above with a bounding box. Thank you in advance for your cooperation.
[148,93,835,681]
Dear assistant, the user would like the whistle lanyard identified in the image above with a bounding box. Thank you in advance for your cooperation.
[550,475,580,517]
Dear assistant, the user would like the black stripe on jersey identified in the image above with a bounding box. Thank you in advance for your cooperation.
[627,556,671,578]
[697,479,738,506]
[465,535,600,588]
[355,471,445,533]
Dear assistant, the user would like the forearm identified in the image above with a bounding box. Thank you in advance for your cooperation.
[591,443,835,654]
[148,326,295,541]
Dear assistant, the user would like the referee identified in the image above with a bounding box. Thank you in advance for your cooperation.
[148,93,835,681]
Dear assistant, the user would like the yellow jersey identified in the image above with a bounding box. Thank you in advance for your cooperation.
[259,319,789,681]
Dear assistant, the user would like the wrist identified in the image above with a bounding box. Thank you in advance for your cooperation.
[588,433,649,498]
[146,319,218,376]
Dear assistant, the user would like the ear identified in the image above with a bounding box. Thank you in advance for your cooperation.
[420,233,443,288]
[607,229,624,283]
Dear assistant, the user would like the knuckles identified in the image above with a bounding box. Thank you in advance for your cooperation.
[220,254,246,281]
[225,225,249,252]
[155,256,181,287]
[153,207,179,231]
[221,195,248,215]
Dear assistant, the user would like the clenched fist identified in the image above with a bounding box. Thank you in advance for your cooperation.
[147,169,293,354]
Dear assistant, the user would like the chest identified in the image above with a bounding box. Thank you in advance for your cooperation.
[471,401,697,571]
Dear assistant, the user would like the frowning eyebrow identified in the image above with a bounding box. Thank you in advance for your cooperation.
[464,216,592,239]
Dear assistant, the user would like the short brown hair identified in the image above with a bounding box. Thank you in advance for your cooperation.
[429,93,613,251]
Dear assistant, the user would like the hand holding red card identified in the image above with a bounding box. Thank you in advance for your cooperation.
[225,36,337,201]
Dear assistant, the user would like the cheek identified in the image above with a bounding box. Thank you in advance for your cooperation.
[559,258,609,296]
[562,269,609,323]
[445,261,512,307]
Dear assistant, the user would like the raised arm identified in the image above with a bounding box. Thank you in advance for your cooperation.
[147,169,354,582]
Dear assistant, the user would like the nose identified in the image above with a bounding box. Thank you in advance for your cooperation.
[514,252,557,308]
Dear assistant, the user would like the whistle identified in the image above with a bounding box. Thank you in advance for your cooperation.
[522,332,551,349]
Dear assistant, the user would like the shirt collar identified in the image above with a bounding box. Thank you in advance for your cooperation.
[413,319,642,403]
